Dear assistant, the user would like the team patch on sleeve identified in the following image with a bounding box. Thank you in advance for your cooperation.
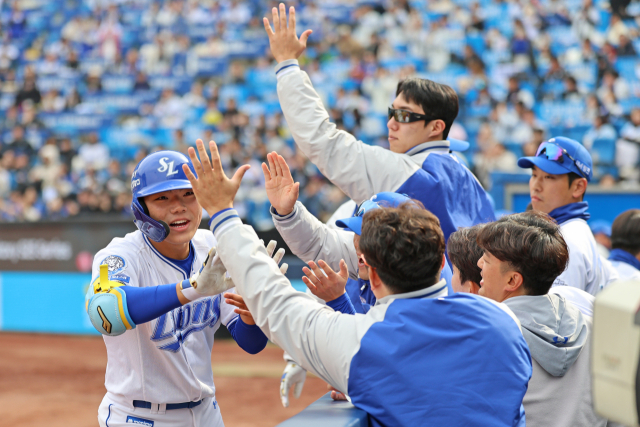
[109,274,131,284]
[126,415,154,426]
[101,255,126,274]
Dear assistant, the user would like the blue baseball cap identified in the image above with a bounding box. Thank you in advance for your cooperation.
[590,219,612,236]
[517,136,593,182]
[335,192,413,235]
[448,138,470,152]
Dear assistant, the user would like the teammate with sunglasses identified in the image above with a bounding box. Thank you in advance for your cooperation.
[518,136,618,295]
[263,4,495,246]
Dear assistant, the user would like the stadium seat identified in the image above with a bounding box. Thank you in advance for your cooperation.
[591,138,616,165]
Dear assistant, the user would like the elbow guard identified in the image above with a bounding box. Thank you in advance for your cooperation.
[86,265,136,336]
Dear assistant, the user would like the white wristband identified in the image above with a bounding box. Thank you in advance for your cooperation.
[180,279,200,302]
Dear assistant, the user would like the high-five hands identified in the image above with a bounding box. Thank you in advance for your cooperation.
[263,3,312,63]
[182,139,250,217]
[302,259,349,303]
[262,151,299,216]
[224,240,289,325]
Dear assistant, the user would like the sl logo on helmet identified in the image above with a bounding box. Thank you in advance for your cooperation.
[158,157,179,176]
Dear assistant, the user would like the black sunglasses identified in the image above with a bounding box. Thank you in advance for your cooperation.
[388,107,436,124]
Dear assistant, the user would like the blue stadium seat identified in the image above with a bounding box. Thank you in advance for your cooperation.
[591,138,616,165]
[616,58,639,82]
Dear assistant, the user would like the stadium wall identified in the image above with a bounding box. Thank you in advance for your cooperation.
[276,393,368,427]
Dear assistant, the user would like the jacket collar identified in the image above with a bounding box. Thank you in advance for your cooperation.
[405,140,451,157]
[376,279,448,306]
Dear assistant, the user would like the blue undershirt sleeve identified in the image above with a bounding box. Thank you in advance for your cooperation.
[119,284,182,325]
[326,293,357,315]
[227,315,268,354]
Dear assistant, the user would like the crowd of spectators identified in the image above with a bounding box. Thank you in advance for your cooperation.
[0,0,639,225]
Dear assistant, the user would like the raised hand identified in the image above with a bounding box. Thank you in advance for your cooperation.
[262,151,299,216]
[182,139,250,217]
[302,259,349,302]
[263,3,312,63]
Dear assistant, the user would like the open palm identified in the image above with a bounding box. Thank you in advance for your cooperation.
[261,151,299,216]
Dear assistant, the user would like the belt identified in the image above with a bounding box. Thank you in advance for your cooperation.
[133,399,203,410]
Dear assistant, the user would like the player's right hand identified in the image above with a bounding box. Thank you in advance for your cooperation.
[263,4,312,63]
[190,247,234,297]
[302,259,349,302]
[280,361,307,408]
[262,151,299,217]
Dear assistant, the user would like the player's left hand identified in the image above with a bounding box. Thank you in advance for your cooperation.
[302,259,349,302]
[224,292,256,325]
[182,139,250,217]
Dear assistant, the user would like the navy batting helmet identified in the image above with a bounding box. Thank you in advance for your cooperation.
[131,151,197,242]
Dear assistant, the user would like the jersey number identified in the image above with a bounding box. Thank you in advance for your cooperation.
[158,157,179,176]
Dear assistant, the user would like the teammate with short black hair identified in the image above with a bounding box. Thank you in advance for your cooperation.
[476,211,606,427]
[447,225,484,293]
[608,209,640,281]
[184,140,532,427]
[262,4,495,246]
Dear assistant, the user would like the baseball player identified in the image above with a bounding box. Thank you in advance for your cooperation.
[85,148,280,427]
[262,152,453,405]
[263,5,496,246]
[517,136,618,295]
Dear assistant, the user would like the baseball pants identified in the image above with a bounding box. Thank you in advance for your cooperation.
[98,392,225,427]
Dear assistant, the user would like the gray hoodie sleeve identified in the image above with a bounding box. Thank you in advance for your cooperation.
[271,201,359,280]
[275,59,419,202]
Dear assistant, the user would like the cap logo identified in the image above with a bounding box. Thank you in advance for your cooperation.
[131,178,141,191]
[158,157,179,176]
[575,160,591,176]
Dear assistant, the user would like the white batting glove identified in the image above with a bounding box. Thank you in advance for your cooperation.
[280,361,307,407]
[264,240,288,275]
[183,248,234,299]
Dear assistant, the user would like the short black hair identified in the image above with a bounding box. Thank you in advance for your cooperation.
[476,211,569,296]
[359,202,444,294]
[396,78,459,139]
[611,209,640,256]
[447,225,484,286]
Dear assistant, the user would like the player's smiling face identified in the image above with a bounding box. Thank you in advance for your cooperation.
[144,188,202,257]
[387,93,442,154]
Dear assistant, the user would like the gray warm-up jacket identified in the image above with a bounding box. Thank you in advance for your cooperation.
[504,293,606,427]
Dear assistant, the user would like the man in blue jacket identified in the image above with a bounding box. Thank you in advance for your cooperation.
[262,4,495,244]
[184,139,533,427]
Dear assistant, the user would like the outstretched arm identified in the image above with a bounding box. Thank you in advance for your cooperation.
[183,139,363,392]
[86,247,234,336]
[264,4,417,202]
[263,151,358,277]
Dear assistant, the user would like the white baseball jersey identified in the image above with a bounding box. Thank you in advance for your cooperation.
[88,229,238,404]
[552,218,619,295]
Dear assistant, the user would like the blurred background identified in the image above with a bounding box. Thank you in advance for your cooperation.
[0,0,639,425]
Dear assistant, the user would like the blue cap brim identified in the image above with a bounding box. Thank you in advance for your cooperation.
[136,180,193,197]
[517,156,571,175]
[448,138,470,152]
[335,217,362,235]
